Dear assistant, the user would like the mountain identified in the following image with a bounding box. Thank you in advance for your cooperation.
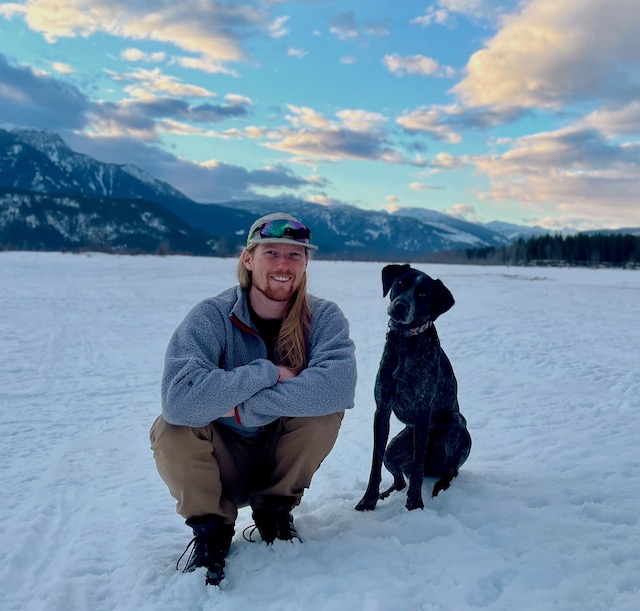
[388,206,510,248]
[483,220,559,240]
[0,128,255,255]
[0,187,216,255]
[217,198,510,260]
[0,127,556,259]
[0,128,193,207]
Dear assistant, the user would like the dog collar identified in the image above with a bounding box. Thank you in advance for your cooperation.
[389,320,433,337]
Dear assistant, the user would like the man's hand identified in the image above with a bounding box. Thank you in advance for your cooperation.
[222,408,235,417]
[277,365,297,382]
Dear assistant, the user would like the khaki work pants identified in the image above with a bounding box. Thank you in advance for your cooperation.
[150,412,344,524]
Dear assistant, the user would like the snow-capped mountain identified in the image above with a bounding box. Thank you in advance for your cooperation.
[0,127,540,258]
[483,220,551,240]
[0,128,192,206]
[217,198,510,260]
[0,128,255,254]
[387,206,510,248]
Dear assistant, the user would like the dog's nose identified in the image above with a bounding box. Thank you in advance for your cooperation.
[388,300,409,322]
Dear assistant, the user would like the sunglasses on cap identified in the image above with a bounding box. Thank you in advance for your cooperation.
[251,219,312,244]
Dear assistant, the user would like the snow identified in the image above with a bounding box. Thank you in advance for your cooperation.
[1,251,639,611]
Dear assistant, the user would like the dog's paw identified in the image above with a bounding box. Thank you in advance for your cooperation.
[432,478,452,497]
[355,496,378,511]
[405,495,425,511]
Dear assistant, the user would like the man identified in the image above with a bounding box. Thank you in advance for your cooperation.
[150,212,357,586]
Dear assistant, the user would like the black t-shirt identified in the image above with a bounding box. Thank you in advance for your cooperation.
[248,303,282,361]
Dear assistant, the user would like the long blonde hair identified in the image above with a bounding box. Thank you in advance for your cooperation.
[237,245,311,374]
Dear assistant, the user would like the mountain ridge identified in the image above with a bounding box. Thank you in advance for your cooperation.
[3,128,634,258]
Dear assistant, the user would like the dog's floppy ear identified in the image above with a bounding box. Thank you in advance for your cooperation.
[430,279,455,320]
[382,264,411,297]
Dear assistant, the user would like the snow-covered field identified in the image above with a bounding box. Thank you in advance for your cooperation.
[1,251,639,611]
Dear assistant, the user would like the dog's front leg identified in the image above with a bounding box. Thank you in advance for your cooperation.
[355,403,392,511]
[406,409,431,510]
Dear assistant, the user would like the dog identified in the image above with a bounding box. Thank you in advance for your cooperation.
[355,264,472,512]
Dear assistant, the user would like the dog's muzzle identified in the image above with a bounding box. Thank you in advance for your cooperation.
[388,297,414,325]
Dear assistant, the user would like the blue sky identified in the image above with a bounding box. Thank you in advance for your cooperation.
[1,0,638,231]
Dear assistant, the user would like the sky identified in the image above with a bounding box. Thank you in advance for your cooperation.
[0,0,639,232]
[2,251,639,610]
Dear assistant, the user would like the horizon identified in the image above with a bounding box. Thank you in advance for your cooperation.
[1,1,639,232]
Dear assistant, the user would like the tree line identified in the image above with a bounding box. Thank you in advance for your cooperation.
[421,233,640,268]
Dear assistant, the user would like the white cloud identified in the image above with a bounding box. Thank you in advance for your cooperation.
[287,47,308,59]
[121,48,165,63]
[171,56,238,77]
[453,0,640,109]
[109,68,214,98]
[383,53,454,78]
[50,62,73,75]
[268,16,290,39]
[263,105,424,166]
[335,109,387,132]
[0,0,270,64]
[432,152,464,169]
[581,101,640,139]
[470,124,640,228]
[396,106,463,144]
[411,7,450,27]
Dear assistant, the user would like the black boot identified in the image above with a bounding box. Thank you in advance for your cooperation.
[178,514,235,586]
[251,496,301,544]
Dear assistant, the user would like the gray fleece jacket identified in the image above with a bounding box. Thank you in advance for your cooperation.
[161,286,357,430]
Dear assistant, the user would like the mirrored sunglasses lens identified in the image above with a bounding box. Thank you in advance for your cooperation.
[259,220,311,243]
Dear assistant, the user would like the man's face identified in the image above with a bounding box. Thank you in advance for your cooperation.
[243,243,308,303]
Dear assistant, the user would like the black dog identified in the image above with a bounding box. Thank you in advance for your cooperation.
[355,264,472,512]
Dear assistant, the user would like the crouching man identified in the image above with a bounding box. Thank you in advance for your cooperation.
[150,212,357,586]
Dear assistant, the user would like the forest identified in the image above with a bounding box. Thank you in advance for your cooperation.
[421,233,640,268]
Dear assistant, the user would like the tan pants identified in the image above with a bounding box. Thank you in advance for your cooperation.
[150,412,344,524]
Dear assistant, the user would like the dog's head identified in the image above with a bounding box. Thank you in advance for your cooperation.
[382,264,454,327]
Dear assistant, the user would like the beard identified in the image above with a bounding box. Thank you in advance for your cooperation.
[252,275,299,303]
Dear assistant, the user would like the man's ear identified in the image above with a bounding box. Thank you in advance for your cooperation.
[382,264,411,297]
[430,279,455,320]
[242,248,253,271]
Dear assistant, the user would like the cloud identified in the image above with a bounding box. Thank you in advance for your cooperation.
[170,56,239,77]
[383,54,454,78]
[263,105,426,166]
[121,48,166,63]
[0,0,272,65]
[396,106,463,144]
[432,152,464,170]
[396,103,527,140]
[90,93,253,140]
[329,12,360,40]
[581,101,640,139]
[409,182,444,191]
[0,53,90,130]
[411,7,449,27]
[268,15,290,39]
[287,47,308,59]
[470,124,640,228]
[448,203,479,221]
[306,193,345,207]
[453,0,640,109]
[50,62,73,75]
[411,0,499,27]
[109,67,215,98]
